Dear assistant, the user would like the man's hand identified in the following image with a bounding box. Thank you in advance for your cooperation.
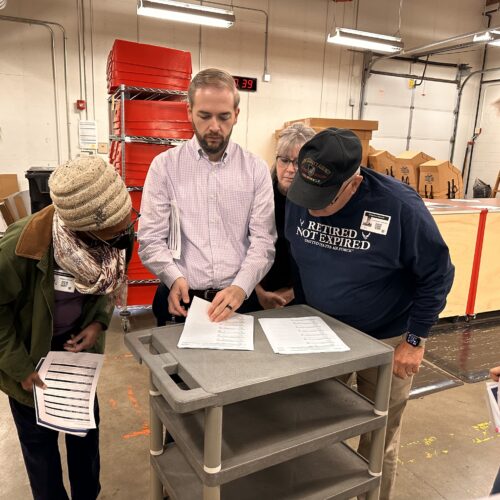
[490,366,500,382]
[393,341,425,379]
[168,277,190,317]
[64,321,103,353]
[21,372,47,392]
[256,284,293,310]
[208,285,246,322]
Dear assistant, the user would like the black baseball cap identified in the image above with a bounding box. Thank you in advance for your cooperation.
[287,127,362,209]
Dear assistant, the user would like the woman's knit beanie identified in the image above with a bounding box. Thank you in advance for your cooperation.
[49,156,131,231]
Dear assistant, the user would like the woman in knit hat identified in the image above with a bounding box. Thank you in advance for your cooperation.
[0,156,134,500]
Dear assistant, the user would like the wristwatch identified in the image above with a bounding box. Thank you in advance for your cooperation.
[404,332,426,347]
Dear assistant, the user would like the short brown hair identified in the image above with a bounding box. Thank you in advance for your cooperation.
[188,68,240,109]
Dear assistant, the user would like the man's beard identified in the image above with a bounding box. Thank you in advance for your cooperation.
[193,124,232,156]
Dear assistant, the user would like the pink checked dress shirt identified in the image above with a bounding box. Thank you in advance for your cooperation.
[137,136,276,297]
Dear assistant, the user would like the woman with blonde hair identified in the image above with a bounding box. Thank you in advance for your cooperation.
[255,122,315,309]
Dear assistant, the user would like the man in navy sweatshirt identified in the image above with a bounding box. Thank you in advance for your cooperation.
[286,128,454,500]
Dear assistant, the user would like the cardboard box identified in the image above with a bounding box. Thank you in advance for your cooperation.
[419,160,463,199]
[368,150,396,177]
[0,174,21,228]
[278,118,379,167]
[0,201,15,226]
[394,151,434,191]
[0,174,19,200]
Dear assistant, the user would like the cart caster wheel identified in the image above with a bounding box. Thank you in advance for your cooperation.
[121,318,130,333]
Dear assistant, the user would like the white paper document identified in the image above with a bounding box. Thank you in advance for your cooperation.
[168,200,181,260]
[258,316,350,354]
[177,296,254,350]
[486,380,500,433]
[34,351,104,436]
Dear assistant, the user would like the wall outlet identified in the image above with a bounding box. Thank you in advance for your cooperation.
[98,142,109,154]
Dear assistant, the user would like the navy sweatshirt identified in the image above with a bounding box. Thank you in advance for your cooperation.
[285,167,455,340]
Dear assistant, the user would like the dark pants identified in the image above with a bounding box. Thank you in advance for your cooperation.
[9,396,101,500]
[492,467,500,495]
[9,330,101,500]
[152,283,260,327]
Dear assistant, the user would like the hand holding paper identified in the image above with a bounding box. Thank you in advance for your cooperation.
[177,296,254,350]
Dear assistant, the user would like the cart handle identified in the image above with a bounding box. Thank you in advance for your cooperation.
[124,331,219,413]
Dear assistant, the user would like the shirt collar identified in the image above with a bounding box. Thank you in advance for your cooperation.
[190,135,232,164]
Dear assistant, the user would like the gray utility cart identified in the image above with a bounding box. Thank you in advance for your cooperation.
[125,304,393,500]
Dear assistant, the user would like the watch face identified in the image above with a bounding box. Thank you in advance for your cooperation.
[406,333,421,347]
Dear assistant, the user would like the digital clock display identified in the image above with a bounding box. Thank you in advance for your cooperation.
[233,75,257,92]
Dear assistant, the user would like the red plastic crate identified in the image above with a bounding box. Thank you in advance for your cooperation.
[129,190,142,214]
[113,127,193,140]
[114,100,190,121]
[108,60,191,79]
[107,39,192,93]
[110,40,192,74]
[108,71,190,90]
[110,142,171,164]
[110,142,172,186]
[128,241,157,281]
[126,282,157,307]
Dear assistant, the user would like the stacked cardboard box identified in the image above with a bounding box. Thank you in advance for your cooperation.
[281,118,379,167]
[394,151,434,191]
[419,160,463,199]
[368,150,396,177]
[0,174,29,229]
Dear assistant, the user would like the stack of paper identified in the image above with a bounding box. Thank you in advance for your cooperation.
[34,351,104,437]
[258,316,350,355]
[168,200,181,260]
[177,297,254,351]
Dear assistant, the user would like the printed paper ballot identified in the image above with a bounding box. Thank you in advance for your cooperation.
[177,296,254,351]
[34,351,104,436]
[259,316,350,354]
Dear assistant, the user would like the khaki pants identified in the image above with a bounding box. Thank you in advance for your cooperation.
[348,336,413,500]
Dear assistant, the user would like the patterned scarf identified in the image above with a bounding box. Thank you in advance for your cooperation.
[52,211,126,295]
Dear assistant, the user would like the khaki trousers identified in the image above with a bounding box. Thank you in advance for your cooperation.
[348,336,413,500]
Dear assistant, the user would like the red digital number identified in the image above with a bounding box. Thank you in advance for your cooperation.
[247,79,253,89]
[242,79,248,89]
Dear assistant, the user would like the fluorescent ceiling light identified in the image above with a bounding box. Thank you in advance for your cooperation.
[327,28,403,54]
[137,0,235,28]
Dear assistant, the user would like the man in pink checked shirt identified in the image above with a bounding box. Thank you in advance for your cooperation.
[138,68,276,324]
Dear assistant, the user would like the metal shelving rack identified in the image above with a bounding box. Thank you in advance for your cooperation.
[125,305,393,500]
[108,84,189,331]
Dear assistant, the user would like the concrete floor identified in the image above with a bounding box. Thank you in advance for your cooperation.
[1,309,499,500]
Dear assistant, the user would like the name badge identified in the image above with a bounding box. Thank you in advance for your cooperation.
[54,270,76,293]
[360,210,391,235]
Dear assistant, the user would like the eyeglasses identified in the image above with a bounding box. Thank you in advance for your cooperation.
[89,208,141,247]
[276,156,299,169]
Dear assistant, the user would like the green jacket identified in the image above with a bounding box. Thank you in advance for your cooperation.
[0,205,115,407]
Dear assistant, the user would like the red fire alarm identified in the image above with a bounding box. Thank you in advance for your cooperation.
[76,99,86,111]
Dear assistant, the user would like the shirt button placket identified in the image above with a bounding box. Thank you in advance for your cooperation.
[208,167,217,285]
